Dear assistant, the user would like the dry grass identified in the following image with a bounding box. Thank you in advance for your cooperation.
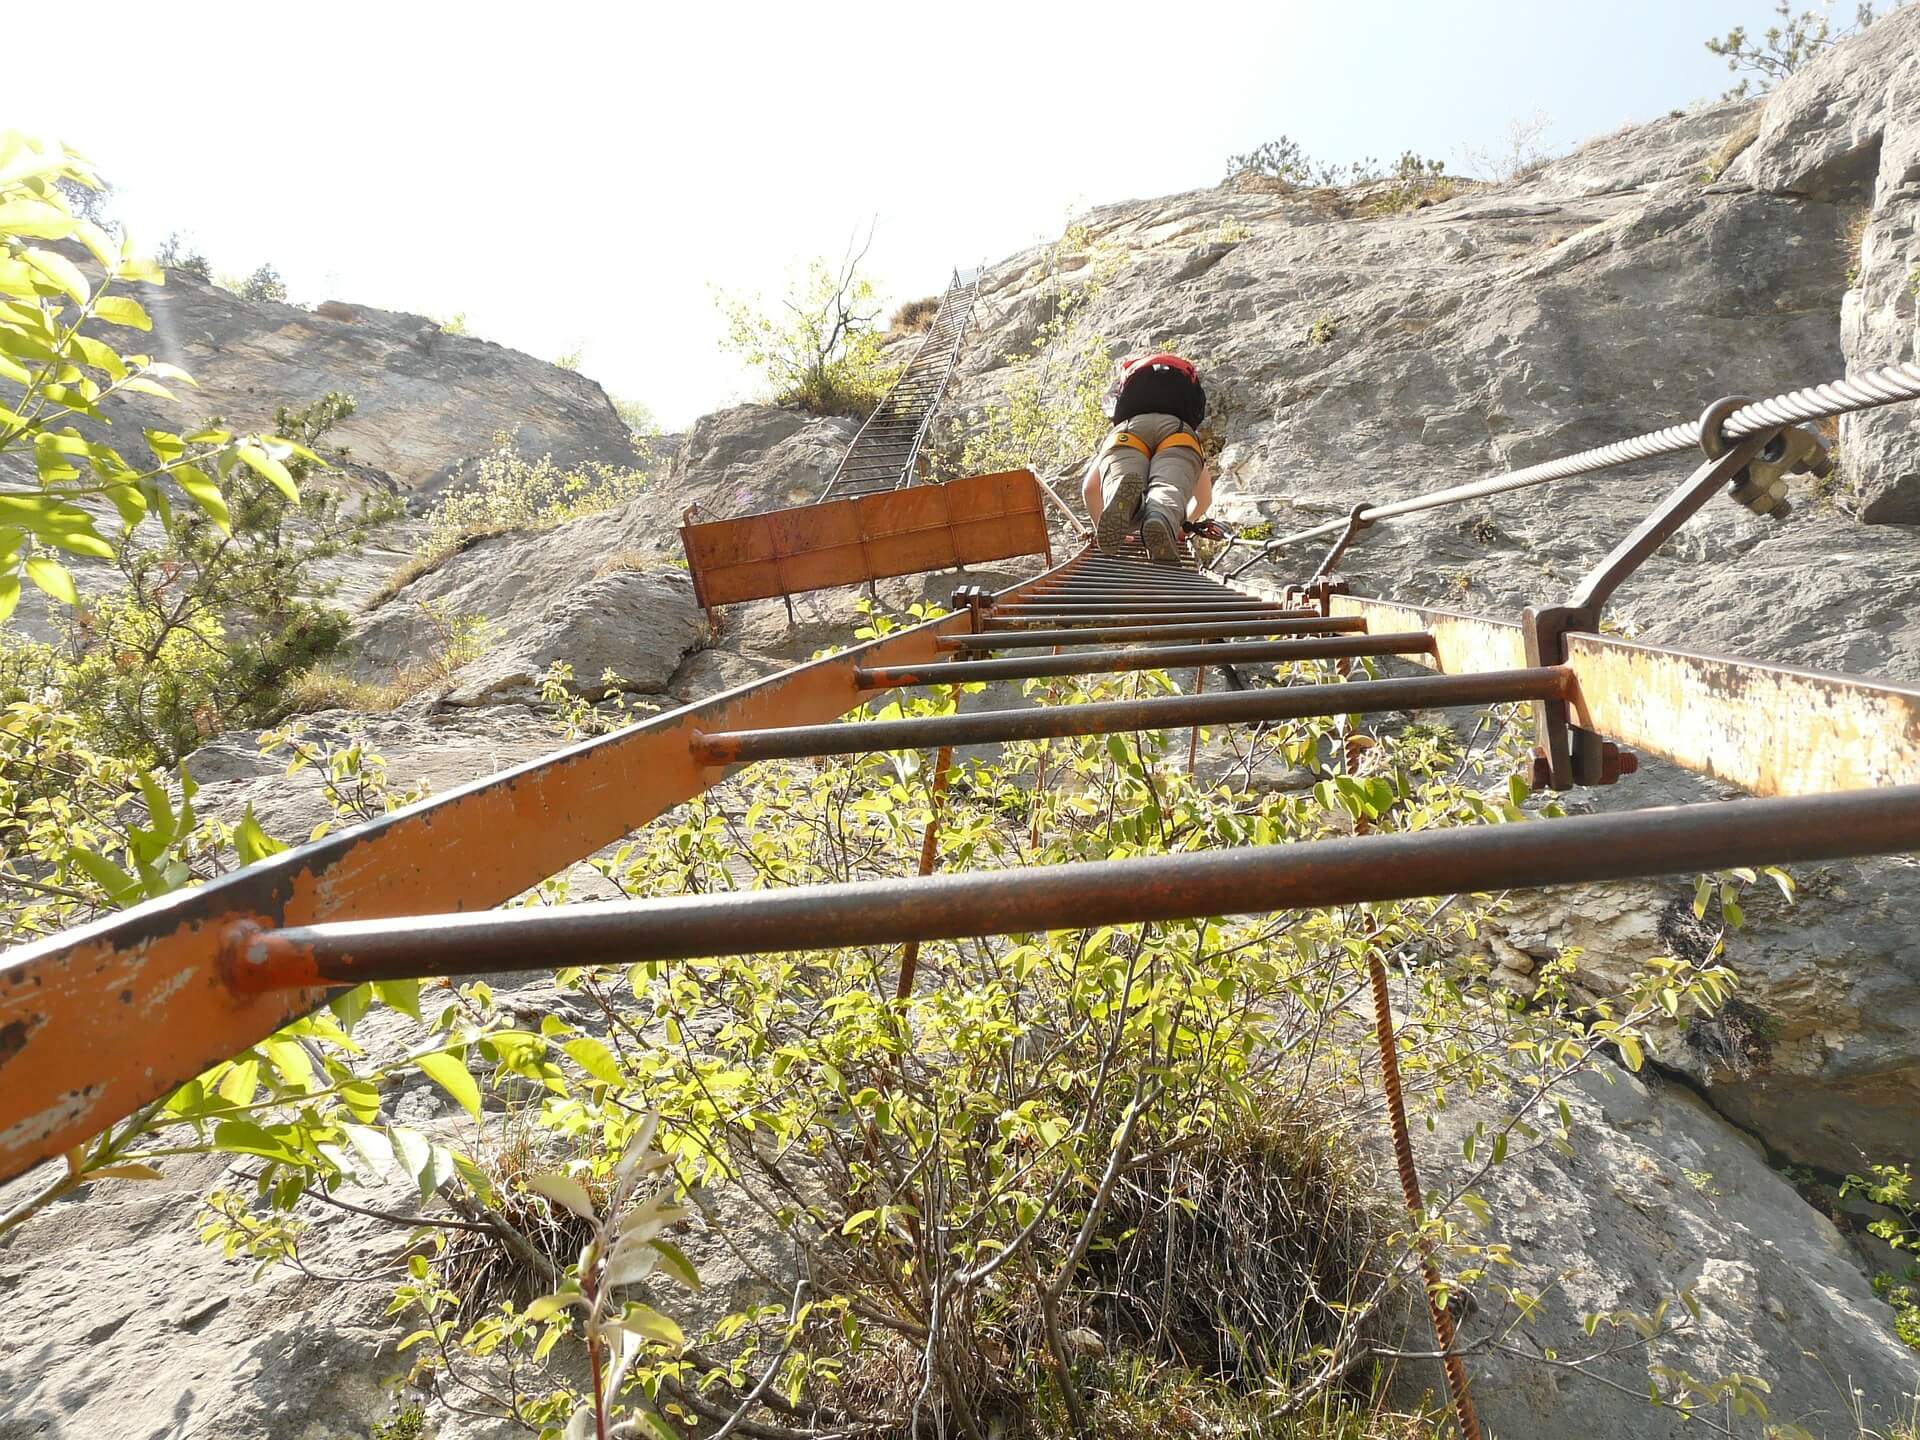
[592,548,654,579]
[438,1123,598,1318]
[279,660,458,716]
[889,295,942,333]
[366,522,512,610]
[1702,112,1762,182]
[1844,203,1873,287]
[1086,1115,1387,1387]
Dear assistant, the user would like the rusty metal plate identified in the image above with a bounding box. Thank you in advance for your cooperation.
[1324,594,1920,797]
[680,469,1049,608]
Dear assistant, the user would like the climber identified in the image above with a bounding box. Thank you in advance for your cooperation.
[1082,351,1216,561]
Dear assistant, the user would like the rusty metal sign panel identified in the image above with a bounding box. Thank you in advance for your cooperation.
[679,469,1050,609]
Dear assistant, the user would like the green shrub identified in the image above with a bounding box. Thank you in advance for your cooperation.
[0,131,305,622]
[719,250,902,417]
[381,436,651,605]
[154,232,212,280]
[959,225,1117,478]
[1707,1,1883,99]
[612,395,657,437]
[232,263,287,303]
[0,391,391,763]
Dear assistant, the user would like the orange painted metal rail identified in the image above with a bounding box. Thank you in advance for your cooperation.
[679,468,1050,613]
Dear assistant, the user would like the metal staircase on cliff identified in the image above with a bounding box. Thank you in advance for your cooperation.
[818,269,978,500]
[8,359,1920,1439]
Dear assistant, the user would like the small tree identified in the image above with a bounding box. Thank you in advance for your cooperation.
[1707,1,1880,98]
[718,235,900,417]
[154,232,212,280]
[1,391,396,762]
[232,263,288,303]
[612,395,656,436]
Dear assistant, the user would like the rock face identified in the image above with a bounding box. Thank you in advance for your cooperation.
[350,405,855,701]
[87,269,644,500]
[1482,760,1920,1178]
[1416,1063,1920,1438]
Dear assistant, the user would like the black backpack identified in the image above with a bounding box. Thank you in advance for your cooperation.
[1103,352,1207,428]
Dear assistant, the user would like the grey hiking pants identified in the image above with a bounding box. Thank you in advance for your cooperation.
[1095,413,1204,524]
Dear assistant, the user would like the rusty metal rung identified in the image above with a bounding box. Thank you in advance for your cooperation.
[856,632,1436,688]
[690,668,1571,764]
[224,784,1920,987]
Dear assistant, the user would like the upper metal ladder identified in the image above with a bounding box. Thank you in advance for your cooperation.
[818,269,978,501]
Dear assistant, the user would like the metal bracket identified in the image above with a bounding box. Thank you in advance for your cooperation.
[1285,576,1350,617]
[1700,394,1831,521]
[1310,502,1375,585]
[951,584,993,636]
[1523,401,1786,789]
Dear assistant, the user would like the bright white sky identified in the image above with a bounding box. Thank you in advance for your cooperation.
[10,0,1781,428]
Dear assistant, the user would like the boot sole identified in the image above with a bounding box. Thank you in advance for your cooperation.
[1141,512,1180,563]
[1095,473,1147,555]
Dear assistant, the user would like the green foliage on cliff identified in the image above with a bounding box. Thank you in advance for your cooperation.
[718,248,902,418]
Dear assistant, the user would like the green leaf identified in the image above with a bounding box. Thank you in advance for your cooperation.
[529,1171,596,1221]
[562,1036,624,1086]
[24,556,75,603]
[0,198,76,239]
[22,247,88,305]
[66,846,141,905]
[47,529,113,559]
[522,1292,582,1323]
[117,376,176,401]
[414,1050,483,1122]
[212,1119,304,1165]
[650,1239,701,1290]
[391,1125,432,1188]
[234,806,287,865]
[0,574,17,623]
[340,1122,393,1177]
[374,977,422,1020]
[329,983,373,1032]
[237,444,298,500]
[89,1161,165,1181]
[262,1037,314,1089]
[217,1057,260,1107]
[338,1078,382,1123]
[70,334,128,379]
[103,482,146,529]
[174,464,230,533]
[613,1302,685,1349]
[92,295,152,332]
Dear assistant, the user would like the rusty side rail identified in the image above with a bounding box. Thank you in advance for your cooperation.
[0,559,1076,1183]
[1319,594,1920,798]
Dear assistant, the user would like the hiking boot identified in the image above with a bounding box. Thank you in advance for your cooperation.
[1140,506,1181,563]
[1095,472,1146,555]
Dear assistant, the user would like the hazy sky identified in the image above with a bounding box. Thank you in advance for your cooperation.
[11,1,1782,427]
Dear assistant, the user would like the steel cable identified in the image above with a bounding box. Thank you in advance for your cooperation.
[1231,360,1920,577]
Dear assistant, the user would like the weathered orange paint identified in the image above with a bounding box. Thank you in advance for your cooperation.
[678,469,1049,609]
[0,561,1068,1185]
